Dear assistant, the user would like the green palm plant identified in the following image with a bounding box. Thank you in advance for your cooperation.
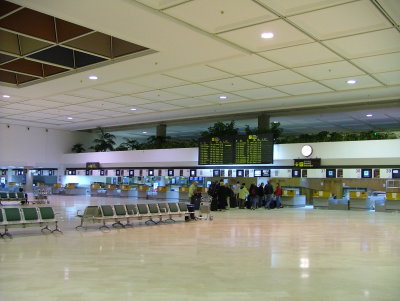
[90,127,116,152]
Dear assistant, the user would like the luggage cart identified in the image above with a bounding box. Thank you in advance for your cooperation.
[198,195,213,220]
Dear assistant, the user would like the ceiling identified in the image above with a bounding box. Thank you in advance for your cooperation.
[0,0,399,137]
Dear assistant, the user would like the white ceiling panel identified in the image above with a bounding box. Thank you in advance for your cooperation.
[352,52,400,73]
[18,99,63,108]
[112,107,155,114]
[202,77,264,91]
[128,74,189,89]
[164,84,221,97]
[80,101,124,109]
[164,0,277,33]
[275,82,332,95]
[378,0,400,25]
[0,108,23,114]
[91,110,129,117]
[68,88,119,100]
[288,1,392,40]
[65,113,105,120]
[233,87,288,99]
[244,69,310,86]
[258,0,353,16]
[373,70,400,85]
[294,61,365,80]
[164,65,231,82]
[3,103,41,111]
[167,98,214,107]
[60,105,98,113]
[323,28,400,59]
[96,81,151,94]
[197,93,246,103]
[260,42,342,68]
[39,108,77,116]
[135,0,188,9]
[133,90,185,101]
[45,94,90,104]
[107,96,154,106]
[218,19,313,52]
[137,102,183,111]
[208,54,282,75]
[320,75,382,90]
[0,95,25,102]
[23,111,64,118]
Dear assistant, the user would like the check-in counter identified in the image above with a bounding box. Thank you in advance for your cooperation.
[137,185,150,199]
[155,186,179,199]
[120,185,137,197]
[281,189,306,207]
[349,191,373,210]
[313,191,331,209]
[52,183,63,194]
[328,198,349,210]
[385,192,400,211]
[64,183,87,195]
[373,195,386,212]
[179,187,189,201]
[106,184,120,197]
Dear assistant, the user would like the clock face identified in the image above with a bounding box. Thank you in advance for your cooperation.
[301,145,313,157]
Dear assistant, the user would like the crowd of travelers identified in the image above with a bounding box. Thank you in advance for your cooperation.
[192,180,283,211]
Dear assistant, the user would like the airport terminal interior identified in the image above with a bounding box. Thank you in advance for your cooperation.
[1,0,400,300]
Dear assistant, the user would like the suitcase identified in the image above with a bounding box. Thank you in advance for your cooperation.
[230,197,238,208]
[245,199,251,209]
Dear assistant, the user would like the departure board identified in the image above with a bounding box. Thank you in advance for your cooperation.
[198,134,273,165]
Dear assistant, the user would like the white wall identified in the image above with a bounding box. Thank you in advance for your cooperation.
[0,123,93,168]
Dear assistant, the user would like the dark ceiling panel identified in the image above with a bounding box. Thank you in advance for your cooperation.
[17,73,38,84]
[1,58,43,77]
[0,29,19,54]
[19,35,52,55]
[28,46,74,68]
[43,64,68,77]
[0,8,56,42]
[0,0,20,17]
[64,32,111,58]
[74,50,106,68]
[112,37,148,58]
[0,52,17,64]
[55,18,92,42]
[0,69,17,84]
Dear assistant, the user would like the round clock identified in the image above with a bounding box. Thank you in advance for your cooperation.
[301,145,313,157]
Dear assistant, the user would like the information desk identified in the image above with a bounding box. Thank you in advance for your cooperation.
[385,192,400,211]
[313,191,331,209]
[349,191,373,210]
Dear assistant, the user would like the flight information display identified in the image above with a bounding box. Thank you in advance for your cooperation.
[198,134,273,165]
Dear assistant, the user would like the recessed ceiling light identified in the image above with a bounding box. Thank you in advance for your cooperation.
[366,114,373,117]
[142,131,147,134]
[219,95,227,100]
[88,75,98,80]
[67,117,73,120]
[261,32,274,39]
[347,79,357,84]
[2,94,10,98]
[130,108,137,111]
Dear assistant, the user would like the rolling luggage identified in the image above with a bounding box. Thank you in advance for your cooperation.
[230,197,238,208]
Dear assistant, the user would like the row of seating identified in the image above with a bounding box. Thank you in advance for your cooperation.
[76,202,192,230]
[0,192,27,205]
[0,206,61,238]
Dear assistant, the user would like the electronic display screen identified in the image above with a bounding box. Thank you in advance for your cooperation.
[361,169,372,178]
[116,170,121,176]
[254,170,262,177]
[392,169,400,178]
[100,169,105,176]
[261,169,271,177]
[148,169,154,176]
[236,170,244,177]
[213,170,220,177]
[198,134,273,165]
[129,169,134,176]
[190,169,197,177]
[326,169,336,178]
[168,169,174,176]
[292,169,301,178]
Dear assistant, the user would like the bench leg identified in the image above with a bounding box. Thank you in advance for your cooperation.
[51,221,62,233]
[112,220,125,228]
[145,219,157,225]
[41,224,52,232]
[3,226,12,238]
[99,220,110,230]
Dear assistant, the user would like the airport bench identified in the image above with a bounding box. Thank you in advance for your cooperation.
[0,192,28,205]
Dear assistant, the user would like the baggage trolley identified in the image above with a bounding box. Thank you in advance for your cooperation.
[199,195,213,220]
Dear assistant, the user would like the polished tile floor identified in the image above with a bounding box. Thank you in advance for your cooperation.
[1,195,400,301]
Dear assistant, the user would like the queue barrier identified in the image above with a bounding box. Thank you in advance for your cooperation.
[0,206,62,238]
[76,202,191,230]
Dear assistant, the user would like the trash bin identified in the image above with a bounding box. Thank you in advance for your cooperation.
[186,204,196,220]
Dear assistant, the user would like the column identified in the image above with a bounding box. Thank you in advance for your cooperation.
[258,113,270,133]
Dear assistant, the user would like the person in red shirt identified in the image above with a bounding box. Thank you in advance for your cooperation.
[274,183,282,209]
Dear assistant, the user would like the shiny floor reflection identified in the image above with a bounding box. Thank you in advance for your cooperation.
[1,195,400,301]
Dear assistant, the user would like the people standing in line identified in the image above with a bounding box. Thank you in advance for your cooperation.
[233,181,240,202]
[188,181,198,204]
[257,182,265,208]
[274,183,282,209]
[238,183,249,209]
[217,180,228,211]
[225,183,233,209]
[249,184,258,210]
[264,180,274,209]
[208,181,218,211]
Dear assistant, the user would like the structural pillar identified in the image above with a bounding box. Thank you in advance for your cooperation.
[156,123,167,138]
[258,113,270,133]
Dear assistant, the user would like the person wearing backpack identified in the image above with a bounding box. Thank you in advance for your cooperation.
[264,180,274,209]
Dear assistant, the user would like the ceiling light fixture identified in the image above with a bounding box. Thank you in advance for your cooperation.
[2,94,10,98]
[67,117,73,120]
[219,95,227,100]
[142,131,147,134]
[130,108,137,111]
[347,79,357,84]
[366,114,373,117]
[88,75,98,80]
[261,32,274,39]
